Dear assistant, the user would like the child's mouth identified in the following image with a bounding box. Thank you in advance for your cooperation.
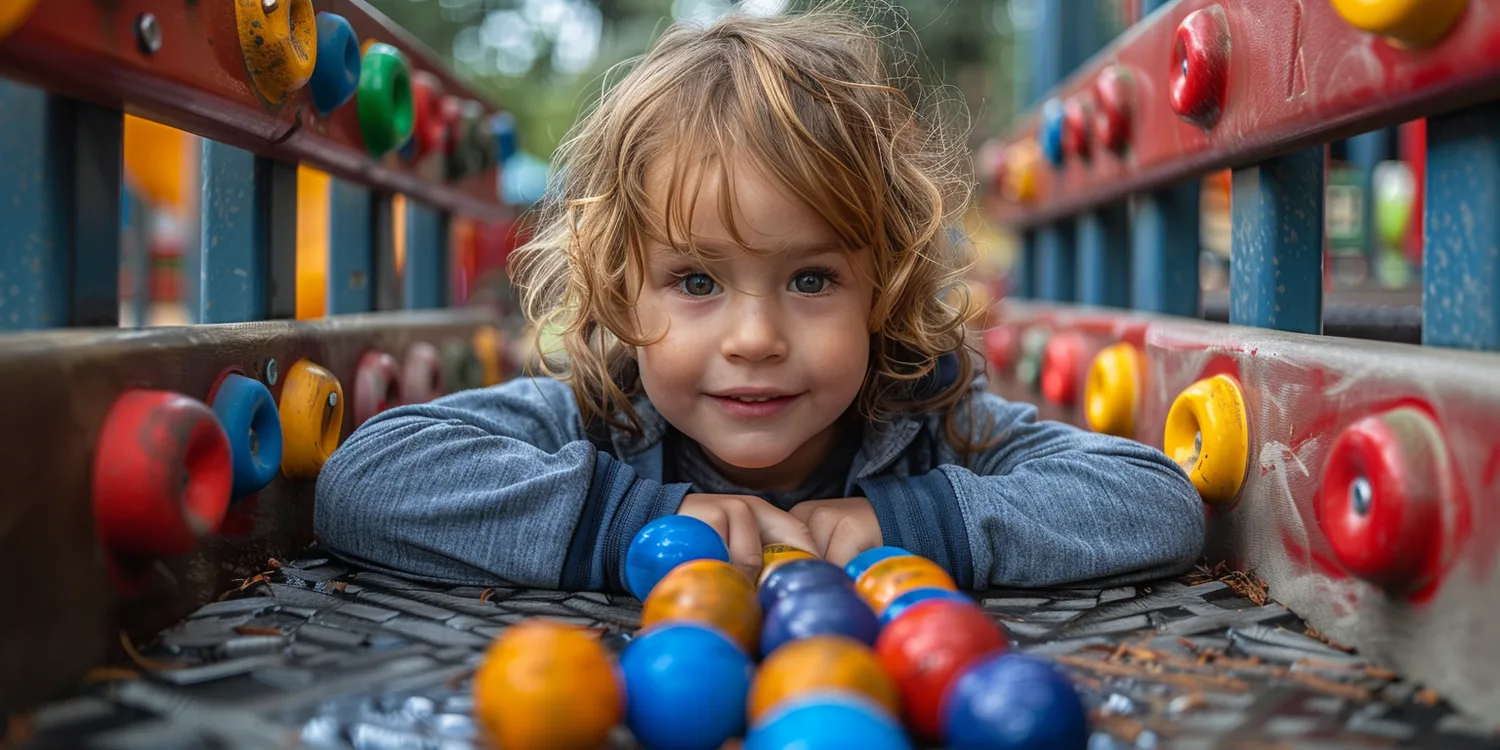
[708,393,800,417]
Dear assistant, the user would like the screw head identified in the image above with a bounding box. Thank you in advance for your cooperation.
[135,13,162,56]
[1349,476,1373,517]
[264,359,279,386]
[327,392,339,409]
[262,0,279,14]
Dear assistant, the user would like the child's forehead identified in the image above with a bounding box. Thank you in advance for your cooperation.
[642,154,845,247]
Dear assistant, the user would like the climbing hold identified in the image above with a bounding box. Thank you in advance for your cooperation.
[493,111,519,164]
[277,359,344,479]
[1039,98,1066,167]
[356,42,415,156]
[1040,330,1086,407]
[983,326,1018,377]
[1085,342,1140,438]
[401,341,445,404]
[444,97,494,179]
[472,325,506,387]
[309,12,360,115]
[1017,326,1052,394]
[1001,140,1041,202]
[235,0,317,105]
[1061,96,1092,162]
[0,0,39,44]
[441,339,485,394]
[1330,0,1466,47]
[1164,374,1249,504]
[352,350,401,429]
[1093,65,1133,154]
[92,390,232,561]
[405,70,448,161]
[209,373,284,498]
[1318,407,1450,594]
[1170,6,1231,130]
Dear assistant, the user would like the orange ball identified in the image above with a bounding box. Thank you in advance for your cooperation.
[641,558,761,653]
[747,635,900,723]
[854,555,957,615]
[472,619,622,750]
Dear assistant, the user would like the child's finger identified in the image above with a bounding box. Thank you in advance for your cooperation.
[719,498,766,581]
[821,516,878,567]
[747,503,819,557]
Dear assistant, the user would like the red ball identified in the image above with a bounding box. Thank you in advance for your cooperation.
[874,600,1009,741]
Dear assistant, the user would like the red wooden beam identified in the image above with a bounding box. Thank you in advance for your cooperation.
[0,0,509,222]
[988,0,1500,229]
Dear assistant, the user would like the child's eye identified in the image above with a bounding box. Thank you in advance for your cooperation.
[789,268,837,295]
[677,273,719,297]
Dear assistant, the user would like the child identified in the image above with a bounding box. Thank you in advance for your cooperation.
[314,6,1204,594]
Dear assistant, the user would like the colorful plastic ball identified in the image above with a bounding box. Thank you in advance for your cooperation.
[855,555,957,616]
[626,514,731,599]
[759,558,852,611]
[472,619,622,750]
[844,546,911,582]
[879,586,973,626]
[745,693,913,750]
[876,600,1009,741]
[943,652,1089,750]
[641,558,761,654]
[748,635,900,723]
[761,585,880,657]
[619,623,754,750]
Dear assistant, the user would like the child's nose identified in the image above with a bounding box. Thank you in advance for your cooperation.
[720,300,788,363]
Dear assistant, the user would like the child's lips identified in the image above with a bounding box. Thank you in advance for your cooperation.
[708,392,801,418]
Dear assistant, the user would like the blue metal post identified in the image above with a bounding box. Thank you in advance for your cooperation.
[374,193,400,311]
[1015,231,1038,298]
[0,83,122,329]
[1037,222,1077,302]
[1077,203,1130,308]
[1348,128,1392,259]
[403,200,449,309]
[327,179,374,314]
[1424,103,1500,350]
[198,143,297,322]
[1230,146,1326,334]
[1131,182,1202,317]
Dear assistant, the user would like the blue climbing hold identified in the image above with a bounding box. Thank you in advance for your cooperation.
[1040,97,1066,167]
[210,373,283,498]
[309,12,361,116]
[492,111,518,164]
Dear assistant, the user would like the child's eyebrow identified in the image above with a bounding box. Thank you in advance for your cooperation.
[669,239,847,258]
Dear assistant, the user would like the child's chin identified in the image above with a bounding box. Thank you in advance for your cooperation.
[702,443,794,471]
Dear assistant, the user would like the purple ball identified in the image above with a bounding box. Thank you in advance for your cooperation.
[761,585,880,657]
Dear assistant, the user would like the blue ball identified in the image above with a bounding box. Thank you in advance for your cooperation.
[1040,97,1066,167]
[746,693,912,750]
[620,624,753,750]
[880,587,973,626]
[625,515,730,599]
[943,652,1089,750]
[844,546,911,582]
[761,586,880,657]
[758,558,851,612]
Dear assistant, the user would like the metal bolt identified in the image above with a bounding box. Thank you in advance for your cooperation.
[264,359,279,386]
[262,0,279,13]
[135,13,162,56]
[327,392,339,409]
[1350,476,1373,517]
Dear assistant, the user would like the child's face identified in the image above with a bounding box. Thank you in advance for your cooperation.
[633,159,875,478]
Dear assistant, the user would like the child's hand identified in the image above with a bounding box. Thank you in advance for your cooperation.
[788,497,882,567]
[679,494,819,582]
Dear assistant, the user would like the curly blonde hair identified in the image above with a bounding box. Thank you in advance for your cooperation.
[510,3,984,448]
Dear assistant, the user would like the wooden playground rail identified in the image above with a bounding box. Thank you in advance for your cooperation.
[0,0,516,715]
[984,0,1500,720]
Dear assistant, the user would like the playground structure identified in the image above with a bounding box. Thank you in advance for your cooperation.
[0,0,518,717]
[983,0,1500,721]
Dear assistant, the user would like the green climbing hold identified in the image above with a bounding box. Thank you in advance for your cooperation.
[357,42,415,157]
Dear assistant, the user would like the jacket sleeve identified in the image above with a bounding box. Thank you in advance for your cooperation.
[314,377,690,592]
[855,391,1205,590]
